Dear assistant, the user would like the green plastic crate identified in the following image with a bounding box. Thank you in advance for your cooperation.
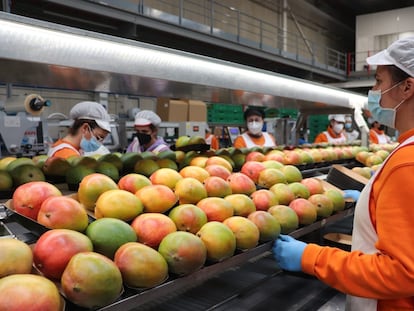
[207,104,244,124]
[208,110,244,124]
[264,108,279,118]
[278,108,298,119]
[207,103,243,113]
[308,115,329,142]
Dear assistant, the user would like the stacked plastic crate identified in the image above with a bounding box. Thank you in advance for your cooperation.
[276,108,298,119]
[308,115,329,143]
[207,104,244,124]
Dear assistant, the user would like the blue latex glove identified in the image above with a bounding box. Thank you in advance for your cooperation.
[343,189,361,202]
[272,234,307,272]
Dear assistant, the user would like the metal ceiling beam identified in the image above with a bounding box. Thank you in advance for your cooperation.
[253,0,355,35]
[27,0,348,81]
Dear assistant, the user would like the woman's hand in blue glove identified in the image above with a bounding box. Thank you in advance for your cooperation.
[272,235,307,272]
[343,189,361,202]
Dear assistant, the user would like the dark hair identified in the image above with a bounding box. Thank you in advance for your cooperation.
[135,123,158,132]
[244,107,265,120]
[68,119,99,135]
[149,124,157,132]
[387,65,411,83]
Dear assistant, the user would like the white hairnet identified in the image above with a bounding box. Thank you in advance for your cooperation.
[328,114,346,123]
[69,101,111,132]
[134,110,162,127]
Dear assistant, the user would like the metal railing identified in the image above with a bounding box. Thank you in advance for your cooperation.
[88,0,348,76]
[347,50,381,78]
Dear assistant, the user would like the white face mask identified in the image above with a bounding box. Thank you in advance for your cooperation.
[247,121,263,135]
[332,123,344,134]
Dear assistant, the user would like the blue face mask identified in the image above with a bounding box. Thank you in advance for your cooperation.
[344,123,352,130]
[80,136,101,152]
[80,126,102,152]
[367,82,405,129]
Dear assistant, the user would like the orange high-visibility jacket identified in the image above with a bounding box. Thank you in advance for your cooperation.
[314,126,347,144]
[370,128,390,144]
[48,139,80,159]
[233,132,276,148]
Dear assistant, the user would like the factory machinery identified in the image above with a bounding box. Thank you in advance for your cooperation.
[0,11,367,310]
[1,170,356,311]
[0,94,52,157]
[0,93,211,156]
[0,12,368,147]
[0,96,293,156]
[2,185,355,311]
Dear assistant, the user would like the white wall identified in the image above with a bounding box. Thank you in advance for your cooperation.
[355,6,414,71]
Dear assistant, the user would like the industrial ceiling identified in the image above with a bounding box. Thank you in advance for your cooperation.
[0,0,412,95]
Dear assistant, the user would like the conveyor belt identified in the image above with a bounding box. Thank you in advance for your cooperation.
[299,159,360,179]
[134,255,343,311]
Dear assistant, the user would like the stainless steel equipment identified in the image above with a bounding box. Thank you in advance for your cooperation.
[0,12,367,113]
[266,117,297,146]
[0,94,51,156]
[178,122,207,137]
[226,126,242,145]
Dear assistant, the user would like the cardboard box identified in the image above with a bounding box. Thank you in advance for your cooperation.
[187,100,207,122]
[156,98,188,122]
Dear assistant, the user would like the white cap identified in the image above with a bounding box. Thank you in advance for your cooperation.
[69,101,111,132]
[328,114,346,123]
[366,36,414,77]
[134,110,161,127]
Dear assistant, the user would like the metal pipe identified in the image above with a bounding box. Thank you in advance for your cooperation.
[0,12,366,111]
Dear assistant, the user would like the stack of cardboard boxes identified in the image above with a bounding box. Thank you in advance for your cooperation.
[156,98,207,122]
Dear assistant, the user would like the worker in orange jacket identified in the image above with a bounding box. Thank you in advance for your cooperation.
[273,36,414,310]
[204,123,219,150]
[313,114,347,144]
[47,101,111,158]
[233,107,276,148]
[369,120,392,144]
